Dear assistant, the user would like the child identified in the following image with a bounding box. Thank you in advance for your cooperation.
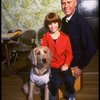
[41,12,76,100]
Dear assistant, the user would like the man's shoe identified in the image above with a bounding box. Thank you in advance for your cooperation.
[68,95,76,100]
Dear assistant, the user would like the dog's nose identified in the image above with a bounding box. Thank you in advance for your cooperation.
[42,58,46,63]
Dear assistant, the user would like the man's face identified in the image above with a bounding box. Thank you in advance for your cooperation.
[61,0,77,17]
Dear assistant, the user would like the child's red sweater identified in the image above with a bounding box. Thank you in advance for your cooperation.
[41,31,73,68]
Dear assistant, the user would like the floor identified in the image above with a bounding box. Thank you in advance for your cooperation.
[1,50,99,100]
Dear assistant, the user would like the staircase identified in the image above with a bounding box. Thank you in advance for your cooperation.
[76,72,99,100]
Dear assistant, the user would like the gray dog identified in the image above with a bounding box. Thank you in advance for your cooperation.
[22,46,52,100]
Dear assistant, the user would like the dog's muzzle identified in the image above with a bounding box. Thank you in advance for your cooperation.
[42,58,46,63]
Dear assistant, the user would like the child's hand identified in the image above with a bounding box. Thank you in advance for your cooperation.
[61,64,69,71]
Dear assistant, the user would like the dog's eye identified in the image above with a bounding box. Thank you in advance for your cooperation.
[44,50,47,53]
[37,51,40,55]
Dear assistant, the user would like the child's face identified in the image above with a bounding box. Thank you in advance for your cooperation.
[48,22,59,33]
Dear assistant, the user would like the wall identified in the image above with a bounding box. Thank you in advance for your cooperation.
[77,0,99,48]
[1,0,64,33]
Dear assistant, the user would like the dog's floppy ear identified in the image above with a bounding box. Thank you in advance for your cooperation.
[46,47,52,62]
[48,49,52,62]
[28,47,37,66]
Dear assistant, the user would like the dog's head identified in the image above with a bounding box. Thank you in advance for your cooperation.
[28,46,52,69]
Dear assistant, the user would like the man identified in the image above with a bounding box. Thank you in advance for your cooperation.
[61,0,97,78]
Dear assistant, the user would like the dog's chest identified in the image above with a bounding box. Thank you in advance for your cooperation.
[30,68,50,86]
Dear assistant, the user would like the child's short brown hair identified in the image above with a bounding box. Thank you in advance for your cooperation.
[44,12,62,30]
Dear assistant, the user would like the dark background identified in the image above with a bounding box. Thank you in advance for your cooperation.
[77,0,99,49]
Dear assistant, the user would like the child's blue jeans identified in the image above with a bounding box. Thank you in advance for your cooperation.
[48,67,75,99]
